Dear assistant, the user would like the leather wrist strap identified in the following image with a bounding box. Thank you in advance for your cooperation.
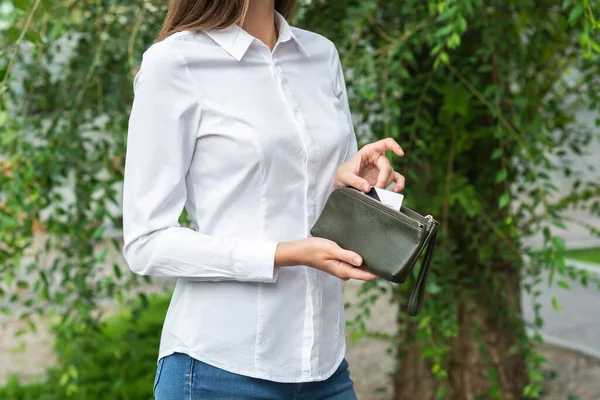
[407,223,439,316]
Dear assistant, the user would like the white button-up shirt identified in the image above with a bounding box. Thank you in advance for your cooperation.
[122,11,357,383]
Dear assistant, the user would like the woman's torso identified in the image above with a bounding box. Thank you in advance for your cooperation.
[145,15,353,382]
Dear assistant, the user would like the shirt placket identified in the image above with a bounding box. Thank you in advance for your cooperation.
[269,48,321,376]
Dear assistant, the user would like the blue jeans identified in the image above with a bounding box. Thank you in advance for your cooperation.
[154,352,357,400]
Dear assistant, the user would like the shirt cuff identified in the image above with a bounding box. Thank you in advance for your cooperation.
[232,239,280,283]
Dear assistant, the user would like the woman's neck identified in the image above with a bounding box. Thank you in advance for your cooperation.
[242,0,278,51]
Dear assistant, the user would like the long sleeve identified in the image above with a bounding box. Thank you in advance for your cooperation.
[121,41,279,283]
[330,45,358,161]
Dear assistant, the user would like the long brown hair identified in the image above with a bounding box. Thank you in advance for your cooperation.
[156,0,296,42]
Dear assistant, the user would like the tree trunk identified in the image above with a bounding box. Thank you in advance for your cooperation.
[393,319,437,399]
[393,263,528,400]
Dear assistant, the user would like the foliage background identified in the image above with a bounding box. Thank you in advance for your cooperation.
[0,0,599,398]
[0,294,169,399]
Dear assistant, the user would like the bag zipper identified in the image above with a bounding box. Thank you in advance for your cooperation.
[425,215,436,224]
[341,187,427,229]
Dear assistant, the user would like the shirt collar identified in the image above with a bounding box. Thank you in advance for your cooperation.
[204,11,310,62]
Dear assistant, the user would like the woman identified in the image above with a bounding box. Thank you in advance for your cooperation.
[122,0,405,398]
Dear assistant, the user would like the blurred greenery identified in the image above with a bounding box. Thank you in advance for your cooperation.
[0,293,170,400]
[0,376,49,400]
[1,0,599,399]
[300,1,600,398]
[562,247,600,264]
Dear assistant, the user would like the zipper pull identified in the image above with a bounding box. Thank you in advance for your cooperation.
[425,215,438,224]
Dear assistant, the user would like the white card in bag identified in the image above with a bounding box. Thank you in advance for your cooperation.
[372,187,404,211]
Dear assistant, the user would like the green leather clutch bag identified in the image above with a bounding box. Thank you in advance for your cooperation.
[310,186,439,316]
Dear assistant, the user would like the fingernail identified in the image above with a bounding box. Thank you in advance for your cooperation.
[362,184,370,192]
[353,256,361,265]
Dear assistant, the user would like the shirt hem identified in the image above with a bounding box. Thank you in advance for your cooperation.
[158,346,346,383]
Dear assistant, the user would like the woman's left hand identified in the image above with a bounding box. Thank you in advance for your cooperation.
[333,138,405,193]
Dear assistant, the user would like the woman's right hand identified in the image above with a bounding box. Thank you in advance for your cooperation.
[275,238,378,281]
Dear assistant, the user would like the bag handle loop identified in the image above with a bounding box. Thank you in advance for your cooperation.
[407,222,439,316]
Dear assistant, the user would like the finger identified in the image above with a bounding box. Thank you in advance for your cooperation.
[341,171,371,193]
[333,247,363,267]
[391,172,405,192]
[334,263,379,281]
[348,268,379,281]
[375,156,394,188]
[385,172,395,188]
[330,262,353,280]
[367,138,404,157]
[352,152,363,175]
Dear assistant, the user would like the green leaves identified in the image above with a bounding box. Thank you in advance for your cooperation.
[552,236,567,251]
[455,185,483,217]
[4,27,21,42]
[113,263,122,279]
[557,280,570,290]
[498,193,510,209]
[551,296,563,311]
[0,0,162,393]
[562,0,600,56]
[24,30,43,45]
[306,0,600,395]
[568,4,585,26]
[41,0,53,11]
[13,0,31,11]
[495,169,507,183]
[96,248,108,263]
[440,83,471,118]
